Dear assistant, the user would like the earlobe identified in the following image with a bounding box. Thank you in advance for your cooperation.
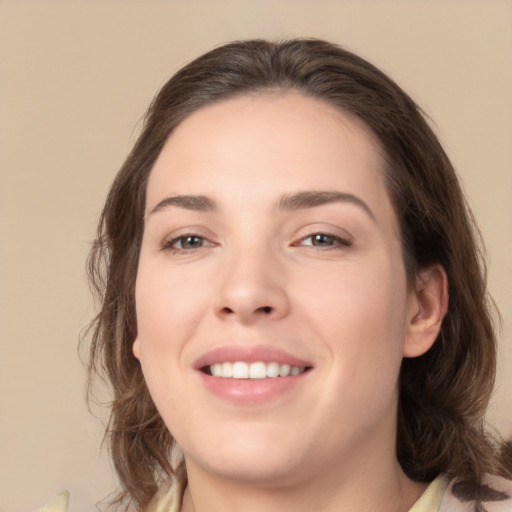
[403,264,449,358]
[132,338,141,360]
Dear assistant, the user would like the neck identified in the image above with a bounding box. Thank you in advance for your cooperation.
[179,400,426,512]
[180,446,426,512]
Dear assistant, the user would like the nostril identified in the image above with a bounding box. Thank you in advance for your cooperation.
[217,305,274,317]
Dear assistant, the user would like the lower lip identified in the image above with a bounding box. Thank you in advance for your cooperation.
[198,371,310,405]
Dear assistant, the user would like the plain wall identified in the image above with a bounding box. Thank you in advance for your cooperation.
[1,1,511,510]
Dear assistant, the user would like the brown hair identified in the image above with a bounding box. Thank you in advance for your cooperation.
[85,39,510,510]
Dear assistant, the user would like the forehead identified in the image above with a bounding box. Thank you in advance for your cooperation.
[146,92,393,224]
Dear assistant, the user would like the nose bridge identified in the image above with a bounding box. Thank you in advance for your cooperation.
[214,238,289,323]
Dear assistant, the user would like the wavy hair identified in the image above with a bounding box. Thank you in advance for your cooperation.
[85,39,511,510]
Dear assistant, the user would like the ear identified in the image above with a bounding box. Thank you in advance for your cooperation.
[403,264,449,358]
[132,338,141,360]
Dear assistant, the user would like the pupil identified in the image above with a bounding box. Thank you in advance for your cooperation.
[184,236,201,248]
[313,234,332,245]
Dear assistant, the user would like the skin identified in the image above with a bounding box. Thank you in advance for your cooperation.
[133,93,448,512]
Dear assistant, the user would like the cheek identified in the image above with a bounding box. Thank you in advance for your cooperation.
[298,255,408,389]
[133,263,212,415]
[135,261,212,352]
[301,254,407,337]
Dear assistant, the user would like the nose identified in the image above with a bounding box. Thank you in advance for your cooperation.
[213,245,290,325]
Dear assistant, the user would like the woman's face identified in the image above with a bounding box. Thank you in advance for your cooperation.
[134,93,419,486]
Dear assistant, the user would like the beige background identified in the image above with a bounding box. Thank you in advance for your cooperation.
[0,1,511,510]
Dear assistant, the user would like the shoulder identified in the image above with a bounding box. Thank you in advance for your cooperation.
[440,474,512,512]
[147,469,187,512]
[36,490,70,512]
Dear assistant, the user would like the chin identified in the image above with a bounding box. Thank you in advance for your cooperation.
[195,452,304,487]
[180,425,310,486]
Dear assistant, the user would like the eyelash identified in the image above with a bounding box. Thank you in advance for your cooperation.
[295,232,351,250]
[161,234,213,253]
[161,231,351,254]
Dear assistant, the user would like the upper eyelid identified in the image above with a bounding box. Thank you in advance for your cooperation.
[156,223,354,248]
[292,224,353,243]
[160,232,215,251]
[160,226,215,242]
[295,232,352,247]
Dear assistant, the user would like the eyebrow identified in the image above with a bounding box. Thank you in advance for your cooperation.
[148,190,375,222]
[148,195,217,215]
[275,191,376,222]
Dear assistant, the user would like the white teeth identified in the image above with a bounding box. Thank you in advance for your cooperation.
[221,362,233,377]
[266,362,280,378]
[207,361,307,379]
[249,362,267,379]
[279,364,291,377]
[232,362,249,379]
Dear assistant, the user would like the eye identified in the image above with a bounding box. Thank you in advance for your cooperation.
[298,233,351,249]
[162,234,213,252]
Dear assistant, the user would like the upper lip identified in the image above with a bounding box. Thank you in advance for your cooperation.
[193,344,313,370]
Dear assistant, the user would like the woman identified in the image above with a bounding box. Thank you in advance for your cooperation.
[72,39,512,511]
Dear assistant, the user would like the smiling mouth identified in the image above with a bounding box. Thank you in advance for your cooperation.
[201,361,312,379]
